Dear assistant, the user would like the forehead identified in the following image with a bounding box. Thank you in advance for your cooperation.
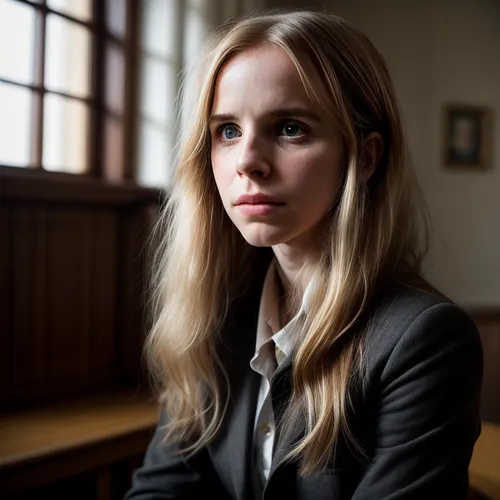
[211,45,316,114]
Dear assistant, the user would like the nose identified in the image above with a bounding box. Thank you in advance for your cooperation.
[236,133,271,178]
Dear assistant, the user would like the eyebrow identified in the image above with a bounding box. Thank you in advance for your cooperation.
[208,108,322,127]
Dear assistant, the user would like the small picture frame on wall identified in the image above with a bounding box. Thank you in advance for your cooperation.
[442,103,493,170]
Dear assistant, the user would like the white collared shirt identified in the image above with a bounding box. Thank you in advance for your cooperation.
[249,260,313,497]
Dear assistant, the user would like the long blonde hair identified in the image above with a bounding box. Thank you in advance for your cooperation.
[146,10,430,475]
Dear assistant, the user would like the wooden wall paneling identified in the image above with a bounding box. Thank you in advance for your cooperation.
[88,210,118,389]
[482,324,500,423]
[0,166,159,206]
[115,203,156,388]
[111,456,143,499]
[473,315,500,424]
[35,207,48,395]
[0,204,13,404]
[45,208,93,400]
[115,204,143,388]
[6,471,96,500]
[10,206,46,407]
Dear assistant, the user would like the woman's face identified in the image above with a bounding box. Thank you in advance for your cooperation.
[210,45,343,250]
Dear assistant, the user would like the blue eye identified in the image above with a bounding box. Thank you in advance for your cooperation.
[220,124,241,141]
[279,123,304,137]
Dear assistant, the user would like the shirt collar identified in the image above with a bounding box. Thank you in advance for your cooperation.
[253,259,314,360]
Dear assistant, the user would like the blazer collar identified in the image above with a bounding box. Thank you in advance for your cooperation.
[211,250,305,499]
[269,355,302,477]
[210,256,269,500]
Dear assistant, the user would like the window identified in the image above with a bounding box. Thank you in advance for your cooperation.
[0,0,263,186]
[0,0,132,180]
[136,0,263,188]
[136,0,181,188]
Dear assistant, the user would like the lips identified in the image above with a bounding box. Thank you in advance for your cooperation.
[234,193,283,205]
[234,193,285,216]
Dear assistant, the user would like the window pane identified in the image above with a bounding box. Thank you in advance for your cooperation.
[106,0,127,39]
[137,52,176,187]
[47,0,92,22]
[137,119,171,187]
[140,56,175,126]
[104,114,124,181]
[141,0,177,58]
[184,2,209,65]
[105,43,125,115]
[0,0,37,85]
[45,14,91,99]
[43,94,89,173]
[0,82,33,167]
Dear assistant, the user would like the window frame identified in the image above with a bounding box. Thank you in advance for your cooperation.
[0,0,140,184]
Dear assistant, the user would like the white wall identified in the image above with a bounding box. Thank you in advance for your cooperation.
[268,0,500,307]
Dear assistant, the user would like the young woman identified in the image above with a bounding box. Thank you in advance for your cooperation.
[125,10,483,500]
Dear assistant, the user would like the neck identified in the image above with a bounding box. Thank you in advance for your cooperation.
[272,242,319,325]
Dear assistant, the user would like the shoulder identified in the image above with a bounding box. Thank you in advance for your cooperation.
[362,281,483,381]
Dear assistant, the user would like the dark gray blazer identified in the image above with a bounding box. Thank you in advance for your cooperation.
[124,278,483,500]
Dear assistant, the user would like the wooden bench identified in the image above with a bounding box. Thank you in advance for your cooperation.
[0,391,159,498]
[0,395,498,499]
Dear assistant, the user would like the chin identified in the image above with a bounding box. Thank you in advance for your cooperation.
[239,229,288,248]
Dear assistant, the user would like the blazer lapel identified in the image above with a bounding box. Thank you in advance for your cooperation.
[268,350,308,483]
[227,360,261,499]
[210,281,264,500]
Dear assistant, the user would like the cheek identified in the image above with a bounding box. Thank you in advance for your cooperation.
[286,147,343,199]
[211,153,231,196]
